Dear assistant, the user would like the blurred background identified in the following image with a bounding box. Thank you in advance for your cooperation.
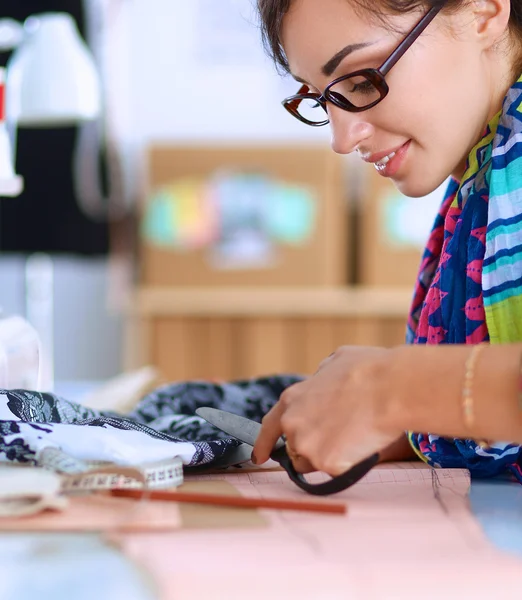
[0,0,447,396]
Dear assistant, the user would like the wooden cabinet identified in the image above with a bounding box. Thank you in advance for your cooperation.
[124,287,412,382]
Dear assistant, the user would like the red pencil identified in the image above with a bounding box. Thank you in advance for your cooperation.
[110,488,346,515]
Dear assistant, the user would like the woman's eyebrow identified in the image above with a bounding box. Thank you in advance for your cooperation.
[322,41,376,77]
[291,74,308,84]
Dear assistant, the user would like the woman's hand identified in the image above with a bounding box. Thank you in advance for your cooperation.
[252,346,409,476]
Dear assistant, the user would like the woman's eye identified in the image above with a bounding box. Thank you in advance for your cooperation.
[350,80,374,95]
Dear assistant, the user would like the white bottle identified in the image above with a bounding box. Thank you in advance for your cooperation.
[0,67,23,197]
[0,316,41,390]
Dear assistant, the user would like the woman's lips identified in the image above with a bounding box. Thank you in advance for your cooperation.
[374,140,411,177]
[366,140,411,178]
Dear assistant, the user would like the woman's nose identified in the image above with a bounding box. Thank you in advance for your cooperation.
[328,105,373,155]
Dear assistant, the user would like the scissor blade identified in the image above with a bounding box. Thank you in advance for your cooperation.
[196,407,285,450]
[196,407,260,446]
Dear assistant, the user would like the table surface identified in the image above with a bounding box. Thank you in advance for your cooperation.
[2,465,521,600]
[53,380,522,558]
[30,382,519,599]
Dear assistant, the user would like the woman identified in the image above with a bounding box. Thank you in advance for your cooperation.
[252,0,522,481]
[1,0,521,481]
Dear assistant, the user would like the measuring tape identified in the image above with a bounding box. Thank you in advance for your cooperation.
[38,447,184,492]
[60,461,184,492]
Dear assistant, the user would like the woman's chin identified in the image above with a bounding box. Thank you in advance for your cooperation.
[393,174,446,199]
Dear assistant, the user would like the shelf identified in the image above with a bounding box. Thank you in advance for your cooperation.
[130,286,413,318]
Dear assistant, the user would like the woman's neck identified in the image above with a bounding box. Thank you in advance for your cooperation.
[451,54,520,181]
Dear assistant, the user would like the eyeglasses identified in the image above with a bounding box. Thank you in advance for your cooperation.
[282,4,443,126]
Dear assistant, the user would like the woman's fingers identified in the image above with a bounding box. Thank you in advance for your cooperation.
[252,383,310,465]
[286,445,315,473]
[253,404,316,471]
[253,346,399,474]
[252,401,285,464]
[315,351,336,373]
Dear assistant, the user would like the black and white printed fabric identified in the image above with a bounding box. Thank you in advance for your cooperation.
[0,376,302,469]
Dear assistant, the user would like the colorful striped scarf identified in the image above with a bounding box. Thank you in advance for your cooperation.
[407,74,522,482]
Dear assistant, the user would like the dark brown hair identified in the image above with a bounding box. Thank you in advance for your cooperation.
[257,0,522,75]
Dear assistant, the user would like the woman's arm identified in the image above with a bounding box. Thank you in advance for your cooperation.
[252,344,522,475]
[383,343,522,444]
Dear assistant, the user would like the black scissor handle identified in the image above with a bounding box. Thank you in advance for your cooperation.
[270,446,379,496]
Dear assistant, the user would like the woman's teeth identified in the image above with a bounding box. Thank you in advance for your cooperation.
[374,151,396,171]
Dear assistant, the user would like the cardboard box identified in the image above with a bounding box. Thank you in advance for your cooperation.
[140,145,349,287]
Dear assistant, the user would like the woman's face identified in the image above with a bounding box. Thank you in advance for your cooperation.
[281,0,510,197]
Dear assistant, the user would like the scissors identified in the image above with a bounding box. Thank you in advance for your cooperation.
[196,407,379,496]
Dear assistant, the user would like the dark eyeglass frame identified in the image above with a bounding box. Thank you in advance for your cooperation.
[282,4,444,126]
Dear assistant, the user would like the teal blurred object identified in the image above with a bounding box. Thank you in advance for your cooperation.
[265,185,316,245]
[469,477,522,557]
[0,533,157,600]
[143,189,177,248]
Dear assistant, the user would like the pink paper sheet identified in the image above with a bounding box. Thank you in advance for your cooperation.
[120,463,522,599]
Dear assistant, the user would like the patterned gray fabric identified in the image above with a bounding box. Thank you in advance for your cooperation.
[0,375,302,468]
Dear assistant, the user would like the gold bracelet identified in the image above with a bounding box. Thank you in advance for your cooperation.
[462,343,487,431]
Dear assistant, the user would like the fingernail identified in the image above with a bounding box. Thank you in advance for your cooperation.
[251,453,258,465]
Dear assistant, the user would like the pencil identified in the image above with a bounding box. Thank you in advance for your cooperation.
[110,488,346,515]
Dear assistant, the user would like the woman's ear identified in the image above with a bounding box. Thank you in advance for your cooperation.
[472,0,511,49]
